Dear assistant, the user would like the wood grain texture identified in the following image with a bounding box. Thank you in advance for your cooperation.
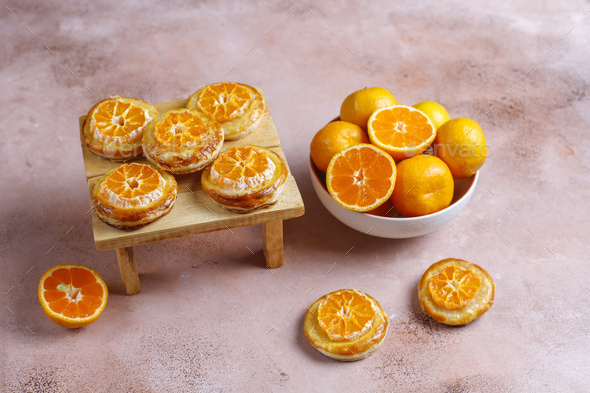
[115,247,141,295]
[80,93,305,251]
[262,220,283,268]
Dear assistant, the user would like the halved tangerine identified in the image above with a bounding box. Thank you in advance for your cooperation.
[38,264,108,329]
[368,105,436,160]
[317,289,377,341]
[428,264,482,310]
[326,143,396,212]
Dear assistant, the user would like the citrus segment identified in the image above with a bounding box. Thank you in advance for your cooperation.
[154,109,210,147]
[196,82,252,123]
[317,290,377,341]
[99,163,165,208]
[326,144,396,212]
[428,265,482,310]
[38,264,108,328]
[368,105,436,160]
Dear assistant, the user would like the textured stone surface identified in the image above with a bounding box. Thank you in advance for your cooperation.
[1,1,589,392]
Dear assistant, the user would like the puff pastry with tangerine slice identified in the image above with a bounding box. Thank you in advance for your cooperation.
[143,108,224,174]
[418,258,495,326]
[304,289,389,361]
[187,82,265,140]
[201,145,288,213]
[83,96,159,160]
[91,163,177,230]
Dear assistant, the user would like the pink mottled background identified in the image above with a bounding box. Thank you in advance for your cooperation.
[1,1,589,392]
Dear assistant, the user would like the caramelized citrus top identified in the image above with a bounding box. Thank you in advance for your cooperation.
[91,100,151,144]
[210,146,275,190]
[317,290,377,341]
[197,82,253,123]
[369,106,434,148]
[428,265,482,310]
[40,266,106,319]
[99,163,165,208]
[154,109,210,147]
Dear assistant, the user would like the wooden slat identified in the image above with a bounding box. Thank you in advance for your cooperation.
[88,173,303,250]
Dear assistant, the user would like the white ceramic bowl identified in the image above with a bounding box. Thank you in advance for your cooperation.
[310,156,479,238]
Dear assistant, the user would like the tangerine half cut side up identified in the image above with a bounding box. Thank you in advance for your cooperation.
[326,143,396,212]
[38,264,108,329]
[368,105,436,160]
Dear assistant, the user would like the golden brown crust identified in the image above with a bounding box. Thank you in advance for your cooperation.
[142,108,224,174]
[303,290,389,361]
[186,82,265,141]
[83,97,159,161]
[91,163,177,230]
[418,258,495,326]
[201,146,288,213]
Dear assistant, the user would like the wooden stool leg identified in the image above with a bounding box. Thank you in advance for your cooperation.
[115,247,141,295]
[262,220,284,268]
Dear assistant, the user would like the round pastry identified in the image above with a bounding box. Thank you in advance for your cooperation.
[91,163,177,230]
[201,145,288,213]
[83,96,159,160]
[304,289,389,361]
[187,82,265,140]
[143,108,224,174]
[418,258,495,326]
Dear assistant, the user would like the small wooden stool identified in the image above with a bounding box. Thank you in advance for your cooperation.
[80,96,304,295]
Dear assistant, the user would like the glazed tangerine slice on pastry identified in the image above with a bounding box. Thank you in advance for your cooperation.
[187,82,265,140]
[317,290,377,341]
[83,97,159,160]
[304,289,389,361]
[419,258,495,326]
[143,108,224,174]
[38,264,108,329]
[429,265,482,310]
[91,163,177,229]
[201,145,288,212]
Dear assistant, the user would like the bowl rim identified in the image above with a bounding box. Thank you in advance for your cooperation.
[309,154,479,222]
